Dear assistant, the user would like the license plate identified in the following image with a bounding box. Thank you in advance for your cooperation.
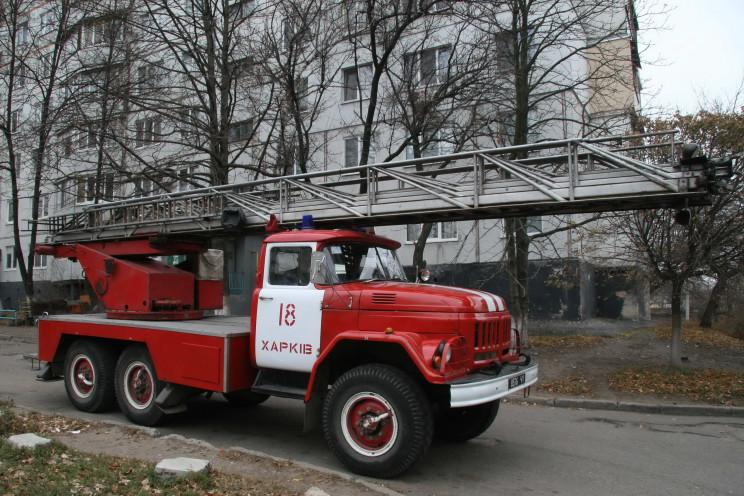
[508,374,526,389]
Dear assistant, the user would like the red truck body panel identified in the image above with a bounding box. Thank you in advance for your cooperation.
[38,314,255,393]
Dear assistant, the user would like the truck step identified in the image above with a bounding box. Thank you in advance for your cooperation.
[252,369,310,399]
[251,384,307,399]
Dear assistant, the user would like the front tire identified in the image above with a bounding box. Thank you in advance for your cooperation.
[322,364,433,478]
[63,340,117,413]
[434,400,500,442]
[115,345,165,426]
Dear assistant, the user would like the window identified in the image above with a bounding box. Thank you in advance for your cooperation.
[40,10,56,33]
[343,64,371,102]
[228,119,253,142]
[11,111,19,133]
[79,18,118,47]
[406,222,457,242]
[179,109,199,140]
[138,64,163,91]
[14,65,26,88]
[283,16,310,51]
[13,153,21,177]
[178,167,196,192]
[268,245,313,286]
[526,215,542,234]
[406,127,454,159]
[34,253,47,269]
[133,177,153,197]
[77,124,96,149]
[135,117,161,148]
[345,1,368,32]
[5,201,14,224]
[294,77,309,112]
[229,0,256,19]
[39,194,50,218]
[76,174,114,203]
[40,53,52,78]
[58,179,73,208]
[404,46,451,86]
[17,22,30,45]
[344,137,376,167]
[4,246,17,270]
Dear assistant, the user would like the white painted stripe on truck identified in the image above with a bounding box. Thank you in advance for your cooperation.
[450,287,505,312]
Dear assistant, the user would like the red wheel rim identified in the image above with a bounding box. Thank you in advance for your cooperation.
[123,361,154,409]
[341,392,398,456]
[71,355,95,398]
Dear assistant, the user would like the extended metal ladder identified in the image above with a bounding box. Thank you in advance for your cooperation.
[40,132,733,244]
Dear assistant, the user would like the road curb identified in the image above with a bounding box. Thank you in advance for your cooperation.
[507,396,744,417]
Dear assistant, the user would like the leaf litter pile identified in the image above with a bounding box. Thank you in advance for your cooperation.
[532,325,744,405]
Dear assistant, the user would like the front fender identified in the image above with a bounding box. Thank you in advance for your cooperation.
[304,330,458,401]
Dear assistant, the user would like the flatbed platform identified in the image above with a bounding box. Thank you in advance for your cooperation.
[41,313,251,338]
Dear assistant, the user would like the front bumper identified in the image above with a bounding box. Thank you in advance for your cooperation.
[448,359,538,408]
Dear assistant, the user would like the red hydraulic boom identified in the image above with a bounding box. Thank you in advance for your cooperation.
[36,238,223,320]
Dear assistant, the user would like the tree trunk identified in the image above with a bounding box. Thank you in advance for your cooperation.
[506,217,531,346]
[670,279,684,368]
[412,223,434,279]
[699,276,726,328]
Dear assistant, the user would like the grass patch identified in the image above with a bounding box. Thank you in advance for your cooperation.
[0,403,296,495]
[530,335,607,349]
[647,325,744,350]
[608,368,744,405]
[537,377,593,396]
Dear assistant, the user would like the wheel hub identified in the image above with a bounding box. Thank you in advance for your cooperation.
[342,394,397,456]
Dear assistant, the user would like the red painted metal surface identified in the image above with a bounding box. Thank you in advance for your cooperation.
[37,239,224,320]
[39,316,253,393]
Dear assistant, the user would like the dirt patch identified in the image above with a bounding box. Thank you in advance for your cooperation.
[17,418,396,496]
[528,319,744,406]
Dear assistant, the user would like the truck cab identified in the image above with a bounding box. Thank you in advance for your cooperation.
[250,229,537,477]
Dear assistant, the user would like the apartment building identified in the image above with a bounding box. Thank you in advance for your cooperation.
[1,0,642,317]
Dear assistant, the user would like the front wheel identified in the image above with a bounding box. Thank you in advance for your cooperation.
[322,364,433,478]
[115,345,165,426]
[434,400,500,442]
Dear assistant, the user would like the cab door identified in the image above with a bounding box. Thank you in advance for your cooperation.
[255,243,323,372]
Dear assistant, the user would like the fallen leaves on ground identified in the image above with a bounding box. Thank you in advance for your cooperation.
[530,335,607,349]
[648,326,744,350]
[537,376,593,395]
[609,368,744,405]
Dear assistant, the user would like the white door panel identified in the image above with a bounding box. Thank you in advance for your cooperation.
[255,288,323,372]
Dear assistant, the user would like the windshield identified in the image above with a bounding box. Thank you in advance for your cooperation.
[320,242,408,283]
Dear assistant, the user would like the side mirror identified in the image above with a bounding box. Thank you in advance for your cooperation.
[310,251,330,285]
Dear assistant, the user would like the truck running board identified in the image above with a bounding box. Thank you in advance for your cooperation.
[252,369,309,400]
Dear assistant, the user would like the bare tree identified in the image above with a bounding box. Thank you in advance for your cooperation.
[257,0,346,176]
[378,10,496,275]
[131,0,273,187]
[0,0,80,301]
[641,104,744,328]
[457,0,645,342]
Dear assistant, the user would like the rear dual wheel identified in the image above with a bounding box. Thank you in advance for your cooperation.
[64,340,117,413]
[115,345,165,426]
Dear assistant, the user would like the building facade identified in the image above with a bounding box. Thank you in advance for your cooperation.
[1,0,642,317]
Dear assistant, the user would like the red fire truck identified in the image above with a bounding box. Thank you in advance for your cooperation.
[36,224,537,478]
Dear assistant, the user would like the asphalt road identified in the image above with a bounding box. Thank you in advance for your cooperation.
[1,335,743,496]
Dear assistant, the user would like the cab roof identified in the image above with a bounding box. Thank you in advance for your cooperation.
[264,229,401,249]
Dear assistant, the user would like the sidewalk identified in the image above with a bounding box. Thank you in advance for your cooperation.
[507,394,744,417]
